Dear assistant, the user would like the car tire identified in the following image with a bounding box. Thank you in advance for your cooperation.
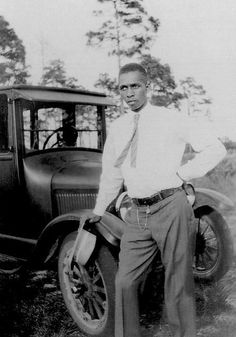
[193,207,234,282]
[58,231,117,337]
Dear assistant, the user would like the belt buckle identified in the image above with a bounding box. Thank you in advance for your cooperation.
[142,198,149,206]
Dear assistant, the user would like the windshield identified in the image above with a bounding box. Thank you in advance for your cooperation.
[21,100,106,153]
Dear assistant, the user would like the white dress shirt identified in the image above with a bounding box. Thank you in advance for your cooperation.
[93,103,227,216]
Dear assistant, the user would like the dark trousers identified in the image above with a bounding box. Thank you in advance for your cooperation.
[115,190,196,337]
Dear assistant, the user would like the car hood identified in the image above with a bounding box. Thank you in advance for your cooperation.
[23,149,102,216]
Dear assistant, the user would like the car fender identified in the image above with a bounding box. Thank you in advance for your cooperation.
[31,209,125,266]
[194,187,234,213]
[69,211,126,266]
[30,209,89,266]
[95,211,126,244]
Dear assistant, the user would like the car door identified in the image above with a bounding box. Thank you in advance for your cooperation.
[0,94,36,264]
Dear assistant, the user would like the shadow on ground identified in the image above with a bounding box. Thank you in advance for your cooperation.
[0,255,236,337]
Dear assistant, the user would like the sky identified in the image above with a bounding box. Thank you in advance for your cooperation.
[1,0,236,139]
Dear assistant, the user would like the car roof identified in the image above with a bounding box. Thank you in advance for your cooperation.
[0,85,115,106]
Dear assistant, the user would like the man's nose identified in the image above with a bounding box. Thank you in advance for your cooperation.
[127,87,134,97]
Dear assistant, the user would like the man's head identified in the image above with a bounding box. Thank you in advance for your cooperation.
[119,63,149,112]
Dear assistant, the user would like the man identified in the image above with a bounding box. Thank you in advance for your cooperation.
[82,63,226,337]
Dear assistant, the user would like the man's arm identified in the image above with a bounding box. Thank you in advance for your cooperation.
[177,117,227,181]
[93,129,124,215]
[82,125,124,224]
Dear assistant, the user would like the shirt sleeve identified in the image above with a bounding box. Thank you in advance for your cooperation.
[177,116,227,181]
[93,125,124,216]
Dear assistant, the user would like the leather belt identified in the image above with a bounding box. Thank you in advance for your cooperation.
[132,186,183,207]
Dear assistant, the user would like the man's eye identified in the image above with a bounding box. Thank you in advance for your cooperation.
[132,84,139,89]
[120,86,127,91]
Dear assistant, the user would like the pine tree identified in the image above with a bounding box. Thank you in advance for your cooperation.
[41,59,78,88]
[0,16,29,85]
[86,0,160,69]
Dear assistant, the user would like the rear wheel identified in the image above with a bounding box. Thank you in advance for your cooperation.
[193,207,233,282]
[58,231,117,337]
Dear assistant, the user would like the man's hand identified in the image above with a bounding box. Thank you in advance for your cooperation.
[80,211,102,226]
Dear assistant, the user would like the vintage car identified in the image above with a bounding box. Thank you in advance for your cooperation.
[0,85,234,337]
[0,84,112,270]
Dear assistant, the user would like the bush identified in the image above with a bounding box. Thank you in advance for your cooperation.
[191,152,236,200]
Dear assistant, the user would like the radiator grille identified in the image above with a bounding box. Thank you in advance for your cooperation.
[55,189,97,214]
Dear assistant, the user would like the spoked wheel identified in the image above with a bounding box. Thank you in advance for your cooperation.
[193,207,233,282]
[58,231,117,337]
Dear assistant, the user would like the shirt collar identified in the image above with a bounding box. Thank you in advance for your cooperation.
[128,101,151,117]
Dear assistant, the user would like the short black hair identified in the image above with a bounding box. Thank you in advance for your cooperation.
[119,63,148,82]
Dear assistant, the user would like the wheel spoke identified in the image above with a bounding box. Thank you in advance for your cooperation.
[203,249,215,265]
[79,265,93,285]
[92,272,102,284]
[91,298,103,319]
[201,223,210,235]
[202,253,211,268]
[93,292,106,306]
[73,264,83,279]
[70,263,106,321]
[87,297,96,319]
[195,214,219,270]
[70,275,82,285]
[204,235,216,242]
[74,296,85,312]
[196,246,217,270]
[205,246,218,259]
[93,285,106,294]
[206,243,217,250]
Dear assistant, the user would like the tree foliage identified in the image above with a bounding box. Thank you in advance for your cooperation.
[40,59,79,88]
[179,77,212,118]
[86,0,160,67]
[94,73,120,123]
[94,73,119,96]
[140,54,183,108]
[0,15,29,85]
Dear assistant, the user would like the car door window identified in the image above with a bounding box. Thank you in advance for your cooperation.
[22,102,100,152]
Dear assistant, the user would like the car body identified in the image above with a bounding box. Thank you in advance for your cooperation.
[0,85,114,270]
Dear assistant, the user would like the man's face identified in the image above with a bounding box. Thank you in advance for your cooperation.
[119,71,148,112]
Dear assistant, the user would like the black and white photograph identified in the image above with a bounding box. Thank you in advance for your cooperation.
[0,1,236,336]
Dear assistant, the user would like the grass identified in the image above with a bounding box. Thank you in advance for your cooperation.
[0,270,80,337]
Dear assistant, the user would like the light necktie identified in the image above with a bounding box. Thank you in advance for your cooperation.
[114,113,140,168]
